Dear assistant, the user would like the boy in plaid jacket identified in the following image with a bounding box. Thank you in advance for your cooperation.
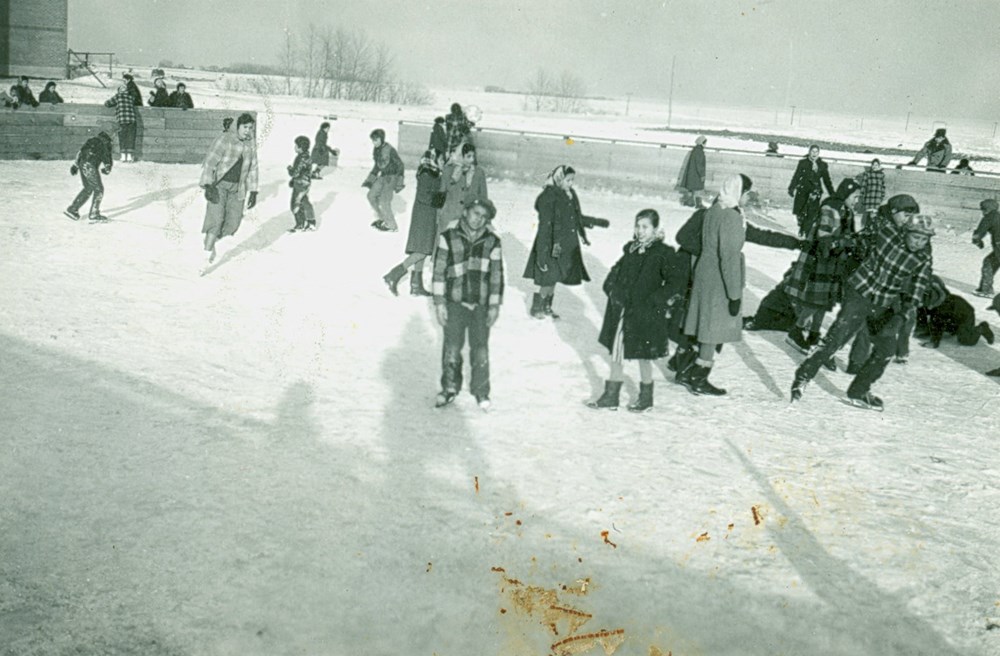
[286,136,315,232]
[432,198,504,410]
[792,208,935,410]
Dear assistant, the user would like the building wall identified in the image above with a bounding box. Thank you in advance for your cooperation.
[0,0,69,79]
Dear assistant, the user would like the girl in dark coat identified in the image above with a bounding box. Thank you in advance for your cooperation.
[39,81,63,104]
[523,165,591,319]
[787,145,834,236]
[588,209,686,412]
[148,78,171,107]
[383,150,444,296]
[310,122,340,179]
[678,136,707,207]
[428,117,448,160]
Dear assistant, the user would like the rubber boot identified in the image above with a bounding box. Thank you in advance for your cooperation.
[685,365,727,396]
[673,349,697,383]
[530,293,546,319]
[410,270,432,297]
[981,322,995,345]
[627,382,654,412]
[543,294,560,319]
[382,264,407,296]
[586,380,622,410]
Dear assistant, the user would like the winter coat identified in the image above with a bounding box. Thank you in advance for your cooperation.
[104,89,137,124]
[854,168,885,213]
[311,129,337,167]
[445,112,473,153]
[679,144,706,192]
[406,166,442,256]
[148,87,171,107]
[365,142,404,189]
[523,185,591,287]
[745,284,797,332]
[918,293,980,346]
[912,137,952,169]
[287,152,312,190]
[788,156,834,217]
[598,240,686,360]
[76,135,113,169]
[39,88,63,104]
[1,89,19,108]
[429,121,448,158]
[437,164,489,233]
[973,209,1000,252]
[783,195,857,310]
[15,86,39,107]
[200,127,259,197]
[125,80,143,106]
[169,91,194,109]
[683,202,745,344]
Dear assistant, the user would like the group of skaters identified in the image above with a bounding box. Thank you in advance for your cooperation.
[52,94,1000,411]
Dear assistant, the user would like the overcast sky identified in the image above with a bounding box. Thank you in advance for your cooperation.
[69,0,999,119]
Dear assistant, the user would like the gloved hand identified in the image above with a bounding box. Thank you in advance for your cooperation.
[101,166,111,175]
[973,238,984,249]
[246,191,258,209]
[581,234,591,246]
[203,186,219,204]
[551,242,563,258]
[286,165,294,175]
[728,298,741,316]
[288,180,295,188]
[332,148,340,156]
[787,189,795,198]
[70,164,78,176]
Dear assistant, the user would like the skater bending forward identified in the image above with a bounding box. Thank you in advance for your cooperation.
[791,213,935,410]
[588,209,686,412]
[65,131,113,222]
[432,199,504,411]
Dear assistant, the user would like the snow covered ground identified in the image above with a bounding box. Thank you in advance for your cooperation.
[2,92,1000,655]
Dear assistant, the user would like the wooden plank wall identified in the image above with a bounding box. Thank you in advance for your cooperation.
[0,104,257,164]
[398,121,1000,232]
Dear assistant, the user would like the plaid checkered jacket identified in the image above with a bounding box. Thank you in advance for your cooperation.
[199,129,259,196]
[433,221,504,308]
[288,152,312,190]
[104,89,137,124]
[855,169,885,212]
[848,220,932,311]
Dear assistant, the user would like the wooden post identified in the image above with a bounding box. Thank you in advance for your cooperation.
[667,55,676,128]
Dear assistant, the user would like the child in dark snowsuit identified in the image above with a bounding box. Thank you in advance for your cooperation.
[973,198,1000,297]
[287,136,315,232]
[916,275,995,347]
[65,132,113,221]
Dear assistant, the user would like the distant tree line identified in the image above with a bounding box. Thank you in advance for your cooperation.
[219,27,432,106]
[525,68,588,113]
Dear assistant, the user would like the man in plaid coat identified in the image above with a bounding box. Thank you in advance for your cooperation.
[199,112,259,266]
[104,85,138,162]
[432,198,504,410]
[791,209,935,410]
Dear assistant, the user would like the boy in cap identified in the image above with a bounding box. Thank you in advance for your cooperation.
[792,211,935,410]
[972,198,1000,297]
[64,132,113,222]
[432,198,504,410]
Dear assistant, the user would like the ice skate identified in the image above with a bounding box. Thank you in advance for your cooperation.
[586,380,622,411]
[434,391,457,408]
[790,372,809,403]
[476,396,491,412]
[63,208,80,221]
[843,392,884,412]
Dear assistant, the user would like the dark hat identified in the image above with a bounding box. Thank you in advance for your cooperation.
[739,173,753,194]
[464,197,497,220]
[980,199,999,213]
[904,214,935,237]
[835,178,860,199]
[934,128,947,138]
[123,73,134,81]
[887,194,920,214]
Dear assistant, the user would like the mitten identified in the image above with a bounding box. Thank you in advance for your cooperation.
[101,166,111,175]
[728,299,741,316]
[973,238,984,249]
[203,186,219,204]
[288,180,295,188]
[70,164,78,176]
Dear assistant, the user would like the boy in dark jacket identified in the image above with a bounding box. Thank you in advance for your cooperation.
[907,128,952,171]
[973,198,1000,297]
[169,83,194,110]
[65,132,113,222]
[15,76,39,107]
[788,145,835,236]
[39,81,64,104]
[363,128,404,232]
[148,78,171,107]
[286,136,315,232]
[916,276,994,347]
[432,198,504,411]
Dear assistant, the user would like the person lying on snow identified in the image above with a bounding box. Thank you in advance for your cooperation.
[915,275,995,348]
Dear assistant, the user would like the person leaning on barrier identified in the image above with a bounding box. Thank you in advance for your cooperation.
[148,78,171,107]
[39,81,64,104]
[123,73,143,106]
[1,86,19,109]
[14,76,39,108]
[170,83,195,110]
[906,128,952,171]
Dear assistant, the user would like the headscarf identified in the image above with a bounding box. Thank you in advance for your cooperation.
[695,135,707,146]
[716,174,748,209]
[545,164,571,188]
[417,149,440,176]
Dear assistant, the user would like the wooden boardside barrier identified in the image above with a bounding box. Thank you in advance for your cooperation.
[0,104,257,164]
[398,121,1000,231]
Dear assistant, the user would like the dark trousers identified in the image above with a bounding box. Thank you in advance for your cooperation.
[291,188,314,228]
[797,287,902,397]
[68,162,104,218]
[119,122,136,153]
[849,307,915,365]
[441,302,491,398]
[979,251,1000,294]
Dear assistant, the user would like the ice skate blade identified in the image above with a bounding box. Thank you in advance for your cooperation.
[841,397,884,412]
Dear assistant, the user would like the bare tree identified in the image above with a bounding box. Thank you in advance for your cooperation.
[278,29,297,95]
[527,68,554,111]
[555,70,586,113]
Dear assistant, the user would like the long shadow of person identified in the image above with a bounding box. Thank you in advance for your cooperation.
[501,232,610,400]
[726,440,963,655]
[106,183,200,218]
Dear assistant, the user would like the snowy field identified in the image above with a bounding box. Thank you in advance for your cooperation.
[2,91,1000,655]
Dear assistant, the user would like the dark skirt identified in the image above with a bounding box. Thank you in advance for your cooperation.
[405,201,438,255]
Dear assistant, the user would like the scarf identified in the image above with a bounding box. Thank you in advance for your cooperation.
[628,232,663,254]
[716,174,744,209]
[545,165,570,189]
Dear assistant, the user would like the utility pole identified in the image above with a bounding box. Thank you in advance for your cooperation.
[905,111,911,132]
[993,121,997,138]
[790,106,796,126]
[667,55,676,128]
[625,92,633,117]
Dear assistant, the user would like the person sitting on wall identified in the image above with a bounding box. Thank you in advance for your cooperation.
[169,83,195,110]
[951,158,975,176]
[39,81,64,104]
[148,78,171,107]
[765,141,781,157]
[14,76,39,108]
[906,128,952,171]
[123,73,143,106]
[1,86,20,109]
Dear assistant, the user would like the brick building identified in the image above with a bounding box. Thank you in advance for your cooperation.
[0,0,69,79]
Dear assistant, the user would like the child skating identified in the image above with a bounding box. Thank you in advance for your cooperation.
[287,136,316,232]
[972,199,1000,298]
[64,131,113,222]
